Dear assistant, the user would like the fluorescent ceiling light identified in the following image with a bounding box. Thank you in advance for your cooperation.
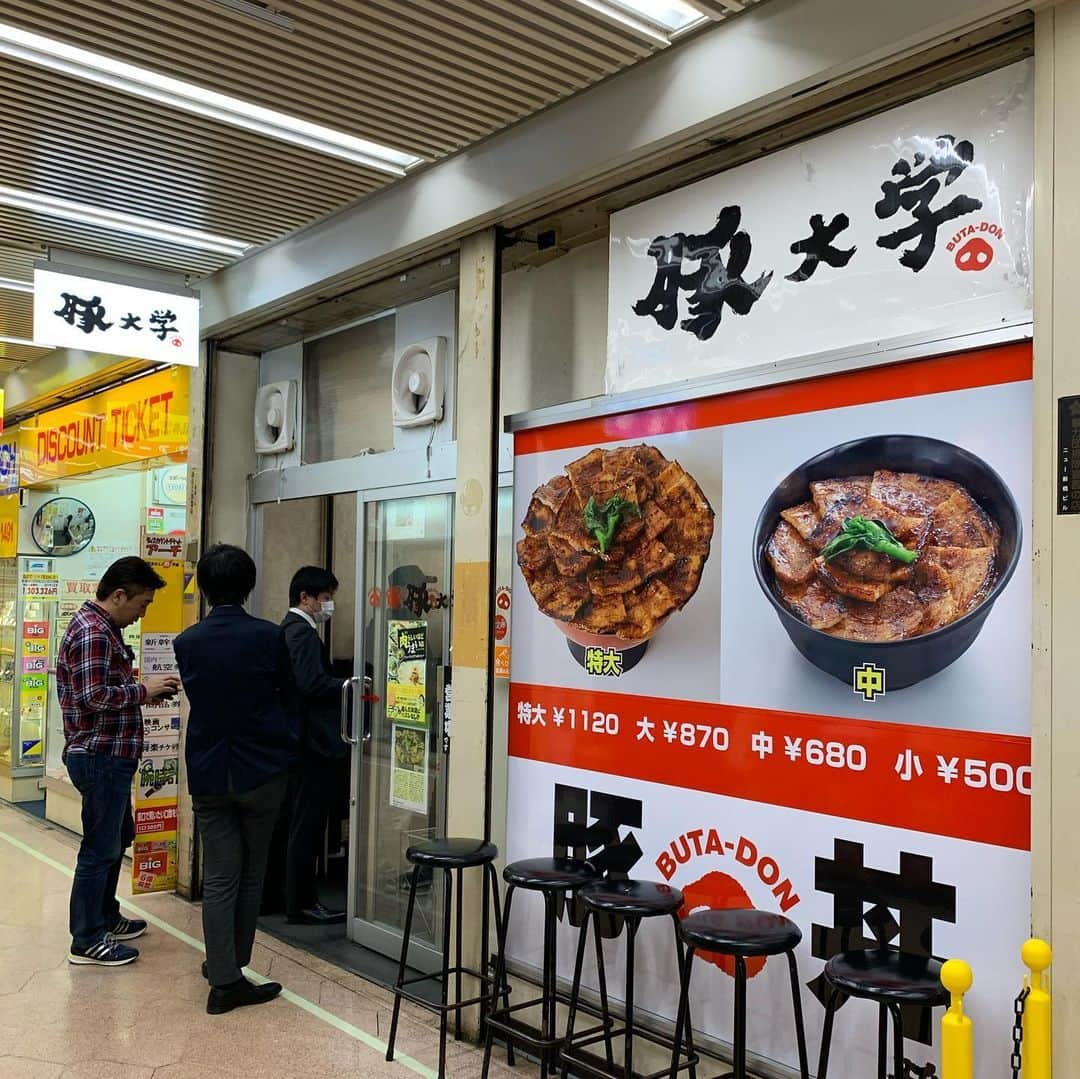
[0,277,32,293]
[0,21,421,175]
[0,335,50,349]
[0,185,251,256]
[569,0,708,40]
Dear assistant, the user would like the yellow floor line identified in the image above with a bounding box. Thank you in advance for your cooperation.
[0,827,437,1079]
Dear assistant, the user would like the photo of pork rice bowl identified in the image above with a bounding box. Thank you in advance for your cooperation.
[753,435,1022,690]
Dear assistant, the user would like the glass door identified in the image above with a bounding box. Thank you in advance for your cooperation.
[346,490,453,968]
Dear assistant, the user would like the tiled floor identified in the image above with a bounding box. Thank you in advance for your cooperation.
[0,802,531,1079]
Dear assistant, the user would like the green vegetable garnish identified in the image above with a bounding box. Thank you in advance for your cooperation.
[820,515,918,565]
[583,494,642,554]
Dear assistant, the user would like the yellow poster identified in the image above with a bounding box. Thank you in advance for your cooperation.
[386,620,427,729]
[0,493,17,557]
[18,367,188,485]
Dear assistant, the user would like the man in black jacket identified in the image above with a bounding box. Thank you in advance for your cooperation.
[175,544,298,1014]
[281,566,348,925]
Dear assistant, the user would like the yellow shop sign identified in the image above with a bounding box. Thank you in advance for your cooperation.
[19,367,188,485]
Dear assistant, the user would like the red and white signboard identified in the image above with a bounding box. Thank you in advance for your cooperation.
[507,342,1031,1077]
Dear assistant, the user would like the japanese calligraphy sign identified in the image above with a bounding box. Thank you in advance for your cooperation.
[33,265,200,367]
[507,340,1032,1078]
[17,367,188,485]
[607,61,1033,393]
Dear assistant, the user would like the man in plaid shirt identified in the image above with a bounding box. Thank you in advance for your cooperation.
[58,557,179,967]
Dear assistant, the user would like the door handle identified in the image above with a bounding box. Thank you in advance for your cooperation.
[340,676,360,746]
[361,675,374,743]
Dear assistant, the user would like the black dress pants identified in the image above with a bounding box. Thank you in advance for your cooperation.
[193,771,288,987]
[285,752,345,916]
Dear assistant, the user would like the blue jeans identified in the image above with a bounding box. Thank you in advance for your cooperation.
[66,752,137,949]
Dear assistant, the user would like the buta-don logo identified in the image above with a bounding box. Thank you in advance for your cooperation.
[946,220,1005,272]
[655,827,801,979]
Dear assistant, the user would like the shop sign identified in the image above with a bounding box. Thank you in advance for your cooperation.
[506,342,1032,1078]
[0,493,17,558]
[607,61,1033,393]
[18,367,188,485]
[33,265,199,367]
[0,439,17,493]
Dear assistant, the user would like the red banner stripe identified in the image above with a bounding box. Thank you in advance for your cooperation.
[514,342,1032,455]
[508,683,1031,851]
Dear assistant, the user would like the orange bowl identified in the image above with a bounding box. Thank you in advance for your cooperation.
[551,615,669,651]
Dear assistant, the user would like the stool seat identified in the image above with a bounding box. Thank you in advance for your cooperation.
[503,857,597,891]
[824,949,948,1007]
[578,878,683,918]
[680,908,803,957]
[407,837,498,868]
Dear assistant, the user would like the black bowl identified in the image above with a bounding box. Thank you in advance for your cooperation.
[752,435,1023,691]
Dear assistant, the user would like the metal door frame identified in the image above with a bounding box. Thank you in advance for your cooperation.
[345,476,456,972]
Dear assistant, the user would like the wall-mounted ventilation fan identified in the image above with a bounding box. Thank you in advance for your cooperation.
[254,379,297,454]
[392,337,446,428]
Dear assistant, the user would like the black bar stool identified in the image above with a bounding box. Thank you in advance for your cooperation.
[386,837,506,1079]
[670,908,809,1079]
[482,857,614,1079]
[817,949,948,1079]
[560,879,699,1079]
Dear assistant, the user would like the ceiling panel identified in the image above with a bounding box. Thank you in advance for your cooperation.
[0,0,770,378]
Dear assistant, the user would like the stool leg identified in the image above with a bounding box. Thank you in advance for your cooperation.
[785,951,809,1079]
[560,910,592,1079]
[817,988,840,1079]
[733,956,747,1079]
[386,864,420,1062]
[454,867,465,1041]
[887,1003,905,1079]
[481,883,515,1079]
[541,892,557,1079]
[439,868,453,1078]
[669,944,694,1079]
[593,911,615,1068]
[670,914,696,1079]
[876,1004,888,1079]
[624,917,639,1079]
[488,865,515,1067]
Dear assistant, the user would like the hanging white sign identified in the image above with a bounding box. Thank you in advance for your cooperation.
[33,265,200,368]
[606,60,1033,393]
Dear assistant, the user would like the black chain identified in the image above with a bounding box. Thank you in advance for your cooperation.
[1011,986,1030,1079]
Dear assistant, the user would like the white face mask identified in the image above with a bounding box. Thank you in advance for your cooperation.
[313,599,335,623]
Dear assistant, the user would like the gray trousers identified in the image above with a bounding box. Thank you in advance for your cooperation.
[193,771,288,988]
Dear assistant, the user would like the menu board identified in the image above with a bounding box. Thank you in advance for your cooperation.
[506,341,1032,1079]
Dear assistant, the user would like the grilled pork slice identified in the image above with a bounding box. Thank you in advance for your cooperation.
[919,545,996,613]
[516,534,552,576]
[523,496,556,536]
[766,520,817,586]
[928,489,998,549]
[777,578,846,631]
[537,576,591,621]
[534,474,571,512]
[572,592,628,633]
[615,578,679,639]
[565,448,606,499]
[914,557,959,634]
[660,553,706,608]
[810,477,872,516]
[826,587,926,642]
[870,470,961,517]
[781,502,821,542]
[815,558,894,603]
[642,501,672,542]
[549,535,596,578]
[551,489,597,553]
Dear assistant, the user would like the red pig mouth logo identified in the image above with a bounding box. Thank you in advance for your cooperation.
[678,871,766,979]
[955,236,994,272]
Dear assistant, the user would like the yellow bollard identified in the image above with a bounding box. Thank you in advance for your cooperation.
[940,958,974,1079]
[1021,939,1052,1079]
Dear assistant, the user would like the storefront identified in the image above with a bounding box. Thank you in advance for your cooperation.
[0,366,191,893]
[502,61,1033,1078]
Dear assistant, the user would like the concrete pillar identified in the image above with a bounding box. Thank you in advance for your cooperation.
[1033,4,1080,1067]
[447,228,501,1037]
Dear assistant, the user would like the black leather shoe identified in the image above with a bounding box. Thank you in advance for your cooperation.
[285,902,347,926]
[206,978,282,1015]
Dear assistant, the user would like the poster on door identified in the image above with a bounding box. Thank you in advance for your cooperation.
[390,725,429,815]
[386,620,427,728]
[506,341,1032,1078]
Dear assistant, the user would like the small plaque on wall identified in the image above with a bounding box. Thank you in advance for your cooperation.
[1058,396,1080,514]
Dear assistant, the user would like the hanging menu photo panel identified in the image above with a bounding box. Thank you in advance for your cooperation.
[506,340,1032,1079]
